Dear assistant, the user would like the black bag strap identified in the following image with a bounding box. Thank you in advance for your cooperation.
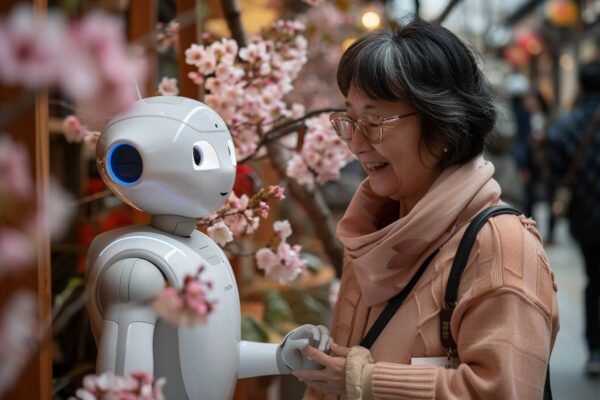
[441,205,521,353]
[360,249,439,349]
[440,205,552,399]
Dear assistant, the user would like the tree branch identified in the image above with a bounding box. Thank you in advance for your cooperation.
[238,107,342,164]
[266,142,344,275]
[220,0,247,47]
[433,0,463,25]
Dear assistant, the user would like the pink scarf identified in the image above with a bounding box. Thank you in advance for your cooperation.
[336,157,502,306]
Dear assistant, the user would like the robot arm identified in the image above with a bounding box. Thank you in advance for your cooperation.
[238,341,291,378]
[96,258,165,375]
[238,325,332,378]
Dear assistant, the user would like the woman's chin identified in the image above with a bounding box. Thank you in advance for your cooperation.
[368,178,397,199]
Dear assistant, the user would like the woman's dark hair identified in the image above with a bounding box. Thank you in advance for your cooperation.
[337,17,497,169]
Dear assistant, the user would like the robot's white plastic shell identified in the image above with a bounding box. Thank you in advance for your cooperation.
[96,96,237,218]
[87,97,292,400]
[87,225,241,400]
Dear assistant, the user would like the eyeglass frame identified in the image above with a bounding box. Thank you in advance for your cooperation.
[329,110,419,143]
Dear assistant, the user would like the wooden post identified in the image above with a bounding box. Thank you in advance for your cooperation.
[128,0,157,96]
[176,0,201,99]
[0,0,52,397]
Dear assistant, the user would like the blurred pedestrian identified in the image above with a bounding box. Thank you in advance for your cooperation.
[505,73,536,217]
[547,59,600,376]
[485,93,525,210]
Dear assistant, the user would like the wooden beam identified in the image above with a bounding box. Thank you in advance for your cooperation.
[0,1,52,397]
[176,0,200,99]
[128,0,157,96]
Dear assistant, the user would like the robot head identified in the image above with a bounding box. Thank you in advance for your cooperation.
[96,96,237,218]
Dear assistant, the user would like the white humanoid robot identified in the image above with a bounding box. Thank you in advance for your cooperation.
[85,96,330,400]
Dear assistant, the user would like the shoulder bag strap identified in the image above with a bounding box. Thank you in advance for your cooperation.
[440,205,552,398]
[360,249,439,349]
[441,205,521,355]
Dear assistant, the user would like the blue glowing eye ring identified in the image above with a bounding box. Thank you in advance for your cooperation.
[106,143,143,186]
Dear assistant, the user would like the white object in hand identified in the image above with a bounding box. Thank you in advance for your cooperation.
[280,324,332,370]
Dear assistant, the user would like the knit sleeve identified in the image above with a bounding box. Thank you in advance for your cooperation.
[350,288,554,400]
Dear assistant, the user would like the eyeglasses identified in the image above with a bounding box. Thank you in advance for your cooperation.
[329,111,419,143]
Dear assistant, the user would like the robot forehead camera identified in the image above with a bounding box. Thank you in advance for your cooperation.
[96,96,237,219]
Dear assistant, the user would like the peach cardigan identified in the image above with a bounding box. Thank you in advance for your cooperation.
[320,213,559,400]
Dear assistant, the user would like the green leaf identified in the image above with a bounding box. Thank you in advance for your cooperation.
[241,316,270,342]
[264,290,294,329]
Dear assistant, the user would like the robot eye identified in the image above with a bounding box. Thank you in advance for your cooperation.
[193,146,203,166]
[107,143,143,186]
[192,141,220,171]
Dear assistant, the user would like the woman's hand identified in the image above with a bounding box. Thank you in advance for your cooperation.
[293,342,352,396]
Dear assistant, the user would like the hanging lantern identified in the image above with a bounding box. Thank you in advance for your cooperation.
[503,45,530,68]
[546,0,579,27]
[515,30,543,55]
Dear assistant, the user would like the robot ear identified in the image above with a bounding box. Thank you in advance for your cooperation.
[107,143,143,186]
[192,141,220,171]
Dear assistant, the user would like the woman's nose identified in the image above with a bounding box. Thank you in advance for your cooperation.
[349,127,372,154]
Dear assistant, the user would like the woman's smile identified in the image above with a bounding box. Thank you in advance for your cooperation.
[364,161,389,173]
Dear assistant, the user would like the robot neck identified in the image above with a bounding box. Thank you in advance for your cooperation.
[151,215,197,237]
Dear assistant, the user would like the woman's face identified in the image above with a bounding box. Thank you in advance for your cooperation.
[345,84,442,205]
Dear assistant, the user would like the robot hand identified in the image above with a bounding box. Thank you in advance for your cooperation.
[279,324,332,371]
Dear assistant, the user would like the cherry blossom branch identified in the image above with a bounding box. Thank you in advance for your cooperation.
[76,189,113,206]
[49,98,76,113]
[238,107,342,164]
[222,0,344,274]
[266,142,344,274]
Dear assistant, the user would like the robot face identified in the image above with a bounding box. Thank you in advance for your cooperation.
[96,96,237,218]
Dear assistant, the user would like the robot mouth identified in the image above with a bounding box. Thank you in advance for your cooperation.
[220,192,228,196]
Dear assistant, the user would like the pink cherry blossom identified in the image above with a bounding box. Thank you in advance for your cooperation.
[0,228,35,276]
[157,77,179,96]
[289,103,305,119]
[258,201,270,218]
[0,291,37,397]
[255,248,279,272]
[288,114,354,185]
[255,242,306,284]
[62,115,88,143]
[33,177,74,240]
[197,185,286,244]
[61,12,145,128]
[206,220,234,246]
[71,371,166,400]
[286,154,313,185]
[84,132,100,149]
[0,6,66,88]
[273,220,292,241]
[185,43,207,67]
[153,268,215,327]
[197,53,217,75]
[155,20,179,54]
[187,71,204,85]
[182,19,309,160]
[267,185,285,200]
[0,134,33,199]
[255,220,306,283]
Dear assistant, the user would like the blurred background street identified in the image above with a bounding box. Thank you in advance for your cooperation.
[534,204,600,399]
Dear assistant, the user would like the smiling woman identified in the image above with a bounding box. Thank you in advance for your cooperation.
[286,16,559,400]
